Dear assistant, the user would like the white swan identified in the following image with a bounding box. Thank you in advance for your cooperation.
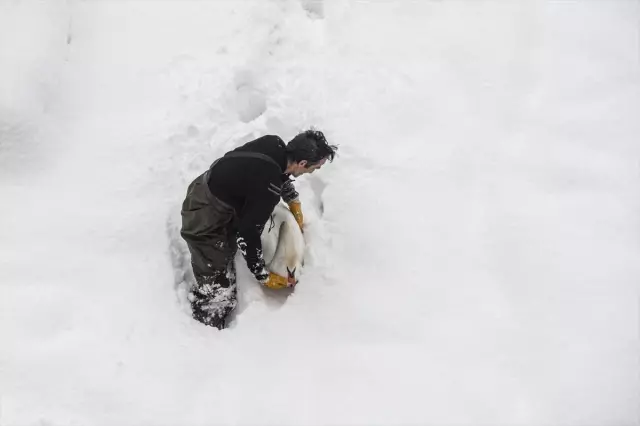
[260,202,305,287]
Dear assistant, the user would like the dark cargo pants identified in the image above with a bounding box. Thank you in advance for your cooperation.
[180,170,238,329]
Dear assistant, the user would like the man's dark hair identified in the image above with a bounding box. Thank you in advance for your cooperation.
[286,129,338,166]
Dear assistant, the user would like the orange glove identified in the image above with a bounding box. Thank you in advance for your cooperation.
[288,200,304,231]
[263,272,289,290]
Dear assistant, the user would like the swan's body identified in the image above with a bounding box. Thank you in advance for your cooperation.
[260,203,305,285]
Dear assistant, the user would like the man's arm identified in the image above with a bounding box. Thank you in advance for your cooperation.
[281,179,304,230]
[236,182,292,289]
[236,182,278,282]
[281,179,299,203]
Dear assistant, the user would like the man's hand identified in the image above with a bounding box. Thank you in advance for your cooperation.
[262,272,290,290]
[288,200,304,231]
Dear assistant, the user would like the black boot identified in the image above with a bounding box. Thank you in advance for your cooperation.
[190,271,237,329]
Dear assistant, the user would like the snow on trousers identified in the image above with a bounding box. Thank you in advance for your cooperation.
[180,169,238,329]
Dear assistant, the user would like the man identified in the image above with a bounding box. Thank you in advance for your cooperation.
[180,129,337,329]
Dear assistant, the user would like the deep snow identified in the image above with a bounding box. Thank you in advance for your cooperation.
[1,1,639,425]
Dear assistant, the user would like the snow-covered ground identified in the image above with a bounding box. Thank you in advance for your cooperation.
[1,1,638,425]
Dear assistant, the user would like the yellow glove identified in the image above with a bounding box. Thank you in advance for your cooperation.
[263,272,289,290]
[288,200,304,231]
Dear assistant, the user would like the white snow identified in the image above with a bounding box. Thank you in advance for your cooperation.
[1,1,639,425]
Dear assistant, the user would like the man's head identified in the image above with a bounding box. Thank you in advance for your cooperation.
[285,129,338,177]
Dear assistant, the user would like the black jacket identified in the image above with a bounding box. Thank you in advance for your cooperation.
[206,135,298,279]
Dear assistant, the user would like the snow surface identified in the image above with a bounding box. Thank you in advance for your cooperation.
[1,1,639,425]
